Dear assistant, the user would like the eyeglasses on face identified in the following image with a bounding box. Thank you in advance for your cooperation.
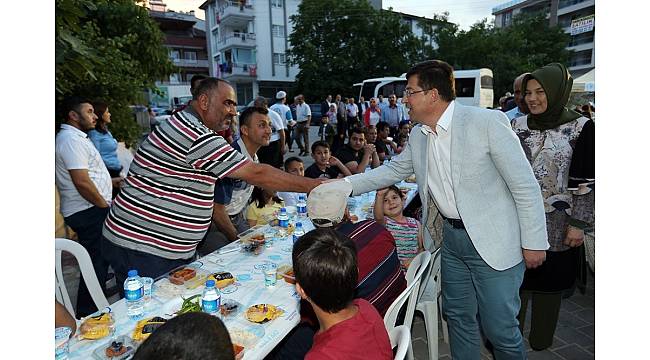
[403,88,431,98]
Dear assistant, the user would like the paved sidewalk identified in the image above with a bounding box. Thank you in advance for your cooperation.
[410,271,595,359]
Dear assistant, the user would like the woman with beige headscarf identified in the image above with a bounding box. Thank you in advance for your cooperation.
[512,63,594,351]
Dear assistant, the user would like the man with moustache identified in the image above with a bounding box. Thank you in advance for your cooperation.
[505,72,530,122]
[101,78,322,289]
[55,96,113,317]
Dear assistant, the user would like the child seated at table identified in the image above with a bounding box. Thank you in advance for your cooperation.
[374,184,423,269]
[133,312,235,360]
[246,186,284,227]
[292,228,393,360]
[277,157,305,206]
[304,141,352,180]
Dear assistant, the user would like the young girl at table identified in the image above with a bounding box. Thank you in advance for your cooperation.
[247,186,285,227]
[374,185,423,269]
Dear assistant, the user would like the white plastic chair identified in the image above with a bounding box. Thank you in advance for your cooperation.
[390,325,411,360]
[55,238,109,318]
[415,248,447,360]
[384,251,431,360]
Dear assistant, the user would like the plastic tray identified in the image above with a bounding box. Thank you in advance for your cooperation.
[92,335,136,360]
[166,265,211,290]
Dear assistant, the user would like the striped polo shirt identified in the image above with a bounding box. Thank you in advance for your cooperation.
[103,109,249,260]
[337,220,407,316]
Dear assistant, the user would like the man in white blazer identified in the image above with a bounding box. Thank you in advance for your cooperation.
[341,60,549,359]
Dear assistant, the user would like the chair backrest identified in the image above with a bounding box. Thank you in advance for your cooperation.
[417,248,442,303]
[55,238,109,318]
[389,325,411,360]
[384,251,431,331]
[402,251,432,328]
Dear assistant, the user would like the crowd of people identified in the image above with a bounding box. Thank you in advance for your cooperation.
[55,58,593,359]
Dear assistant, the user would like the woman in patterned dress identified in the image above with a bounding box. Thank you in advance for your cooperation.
[512,63,595,350]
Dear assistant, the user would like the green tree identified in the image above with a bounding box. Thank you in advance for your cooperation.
[288,0,421,101]
[430,13,571,105]
[56,0,175,145]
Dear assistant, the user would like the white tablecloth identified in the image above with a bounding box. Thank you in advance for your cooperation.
[67,222,316,360]
[66,181,418,360]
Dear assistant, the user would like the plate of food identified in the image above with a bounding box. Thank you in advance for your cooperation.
[244,304,285,324]
[163,294,202,317]
[167,266,210,290]
[92,335,136,360]
[220,299,243,318]
[131,316,168,343]
[277,265,296,284]
[78,311,115,341]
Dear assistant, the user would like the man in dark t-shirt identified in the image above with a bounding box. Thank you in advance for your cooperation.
[335,128,380,174]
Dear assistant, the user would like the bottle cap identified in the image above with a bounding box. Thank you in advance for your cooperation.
[280,207,286,213]
[206,280,215,287]
[128,270,138,277]
[296,222,302,227]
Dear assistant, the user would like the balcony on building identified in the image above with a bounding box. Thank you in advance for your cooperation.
[557,0,594,16]
[217,0,254,28]
[218,62,258,81]
[217,31,257,49]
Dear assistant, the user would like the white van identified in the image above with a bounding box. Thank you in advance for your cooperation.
[357,68,494,108]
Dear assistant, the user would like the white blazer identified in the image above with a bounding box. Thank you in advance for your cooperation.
[347,103,549,270]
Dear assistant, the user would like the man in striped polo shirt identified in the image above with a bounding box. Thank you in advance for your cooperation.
[101,78,321,290]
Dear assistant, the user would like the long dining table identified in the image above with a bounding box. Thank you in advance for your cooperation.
[66,180,418,360]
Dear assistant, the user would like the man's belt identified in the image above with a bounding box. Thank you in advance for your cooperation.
[443,216,465,229]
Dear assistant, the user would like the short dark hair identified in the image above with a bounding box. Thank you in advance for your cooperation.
[284,156,303,171]
[92,100,109,133]
[292,228,358,313]
[349,127,365,138]
[133,312,234,360]
[376,121,390,132]
[311,140,330,154]
[239,106,269,129]
[406,60,456,102]
[193,77,231,101]
[190,74,209,96]
[385,184,405,200]
[60,96,92,121]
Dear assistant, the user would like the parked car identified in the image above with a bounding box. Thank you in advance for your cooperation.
[308,104,323,126]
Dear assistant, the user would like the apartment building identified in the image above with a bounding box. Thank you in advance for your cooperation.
[199,0,300,105]
[146,2,210,108]
[492,0,595,77]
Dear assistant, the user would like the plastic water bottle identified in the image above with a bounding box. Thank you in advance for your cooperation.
[278,207,289,228]
[293,222,305,243]
[201,280,221,317]
[124,270,144,320]
[296,195,307,219]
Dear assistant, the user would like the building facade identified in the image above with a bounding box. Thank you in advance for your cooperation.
[147,1,210,108]
[492,0,595,77]
[200,0,300,105]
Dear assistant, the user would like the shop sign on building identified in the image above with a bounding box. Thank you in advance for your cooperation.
[571,15,595,36]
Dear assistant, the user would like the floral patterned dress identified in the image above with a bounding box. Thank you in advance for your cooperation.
[512,115,594,291]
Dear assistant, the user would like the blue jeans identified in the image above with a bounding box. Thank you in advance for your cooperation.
[441,222,526,360]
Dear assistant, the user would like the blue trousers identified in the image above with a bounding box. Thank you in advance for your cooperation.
[441,222,526,360]
[64,206,110,318]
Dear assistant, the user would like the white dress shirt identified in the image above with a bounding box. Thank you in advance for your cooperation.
[55,124,113,217]
[295,103,311,123]
[421,100,461,219]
